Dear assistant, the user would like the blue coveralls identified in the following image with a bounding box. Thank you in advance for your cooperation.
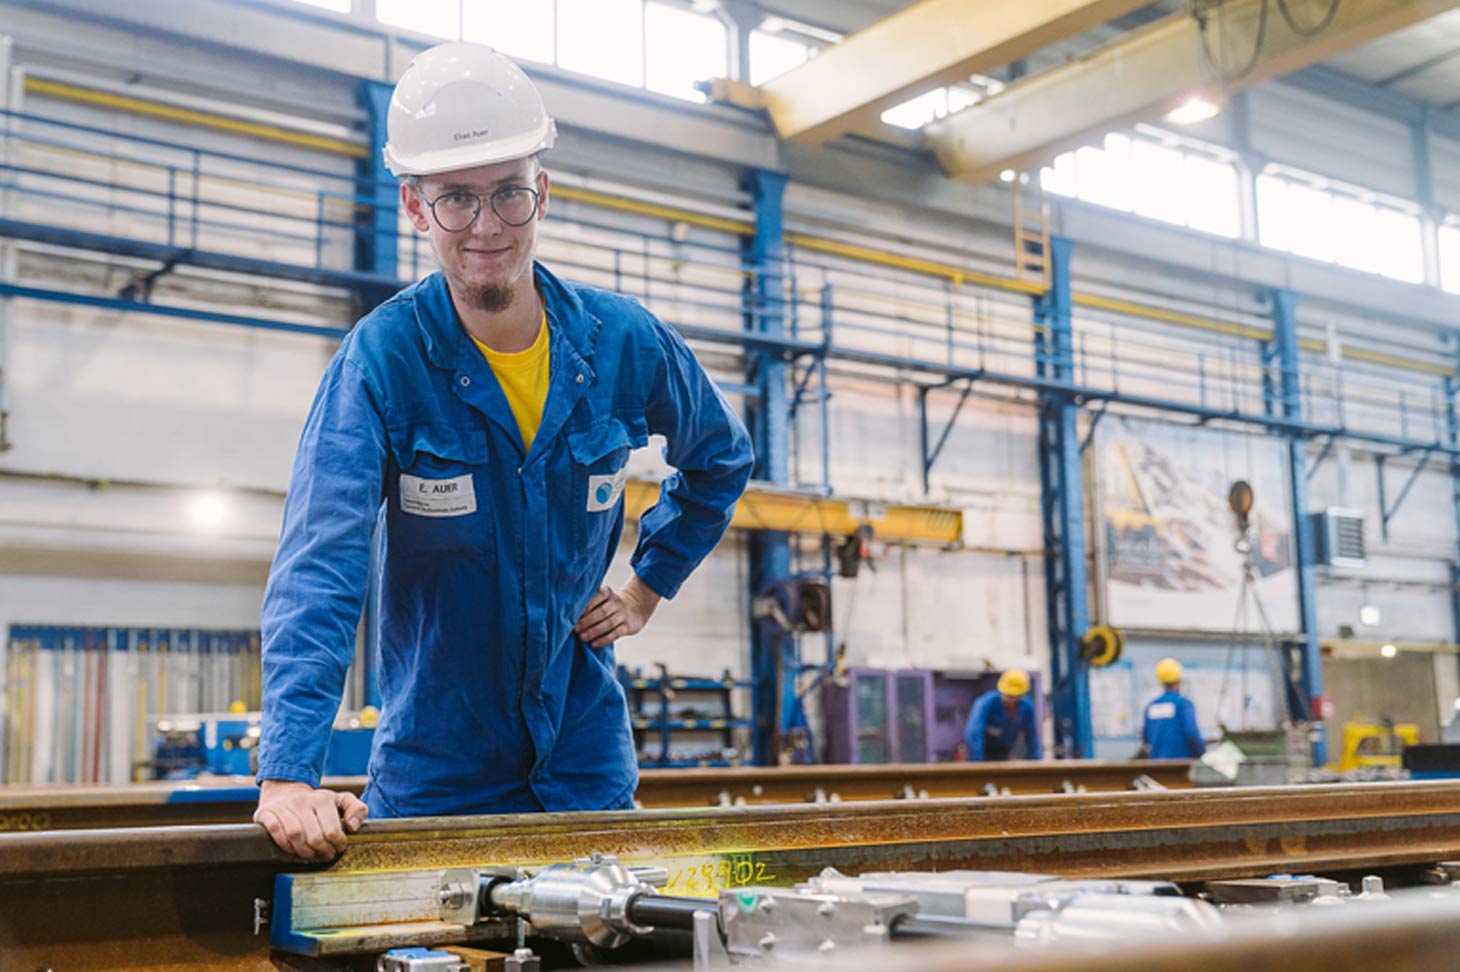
[256,264,753,816]
[1141,690,1206,759]
[963,690,1041,761]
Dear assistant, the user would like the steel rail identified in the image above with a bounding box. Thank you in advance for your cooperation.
[0,760,1191,830]
[3,780,1460,971]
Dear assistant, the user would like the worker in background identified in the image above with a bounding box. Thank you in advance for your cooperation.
[1139,658,1206,759]
[253,42,753,861]
[964,669,1042,761]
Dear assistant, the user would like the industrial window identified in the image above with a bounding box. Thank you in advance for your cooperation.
[1040,130,1240,239]
[880,78,1000,130]
[376,0,460,38]
[1439,220,1460,294]
[645,3,728,102]
[464,0,555,64]
[748,28,815,85]
[557,0,645,87]
[1256,166,1424,284]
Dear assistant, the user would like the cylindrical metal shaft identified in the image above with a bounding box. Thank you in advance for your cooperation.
[625,893,709,930]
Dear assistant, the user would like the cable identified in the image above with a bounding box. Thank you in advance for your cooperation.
[1193,0,1272,85]
[1275,0,1340,37]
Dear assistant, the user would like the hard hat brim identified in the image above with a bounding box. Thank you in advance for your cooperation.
[383,119,557,177]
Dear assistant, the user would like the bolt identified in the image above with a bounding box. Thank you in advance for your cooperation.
[817,901,837,917]
[1362,875,1384,896]
[759,898,776,913]
[758,933,777,950]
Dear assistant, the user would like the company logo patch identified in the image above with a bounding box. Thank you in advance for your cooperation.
[587,468,628,512]
[400,473,476,517]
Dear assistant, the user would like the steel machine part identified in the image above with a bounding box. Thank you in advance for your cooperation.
[439,854,679,949]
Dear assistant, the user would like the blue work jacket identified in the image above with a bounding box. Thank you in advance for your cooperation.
[1141,690,1206,759]
[963,690,1041,761]
[257,264,753,816]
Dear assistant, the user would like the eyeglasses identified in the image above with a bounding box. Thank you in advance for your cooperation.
[419,184,542,232]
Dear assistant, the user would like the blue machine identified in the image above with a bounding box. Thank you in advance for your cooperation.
[152,709,375,780]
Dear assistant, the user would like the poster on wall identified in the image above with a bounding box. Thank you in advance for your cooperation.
[1095,416,1298,634]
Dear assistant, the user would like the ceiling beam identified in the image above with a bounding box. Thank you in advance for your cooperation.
[754,0,1154,145]
[926,0,1460,184]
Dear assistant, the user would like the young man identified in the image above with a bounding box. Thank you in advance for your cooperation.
[254,42,753,860]
[963,669,1042,761]
[1140,658,1206,759]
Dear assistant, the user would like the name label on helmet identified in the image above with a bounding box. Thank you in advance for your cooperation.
[400,473,476,517]
[454,129,491,142]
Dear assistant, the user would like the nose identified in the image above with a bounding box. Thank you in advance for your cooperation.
[468,207,506,237]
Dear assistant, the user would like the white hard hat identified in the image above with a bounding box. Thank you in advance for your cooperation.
[382,42,557,177]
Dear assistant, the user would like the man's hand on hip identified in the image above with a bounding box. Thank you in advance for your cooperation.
[254,779,367,861]
[574,575,661,648]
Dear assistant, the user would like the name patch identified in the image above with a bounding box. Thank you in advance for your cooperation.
[1146,701,1176,720]
[587,468,628,512]
[400,473,476,517]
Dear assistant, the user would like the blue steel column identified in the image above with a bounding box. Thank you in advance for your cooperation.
[357,80,398,711]
[358,80,399,286]
[1034,237,1093,758]
[1271,288,1326,765]
[744,170,792,765]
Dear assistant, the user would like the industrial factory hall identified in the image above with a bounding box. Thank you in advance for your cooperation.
[6,1,1460,970]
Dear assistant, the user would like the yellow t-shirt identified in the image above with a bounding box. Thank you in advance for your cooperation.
[471,310,550,452]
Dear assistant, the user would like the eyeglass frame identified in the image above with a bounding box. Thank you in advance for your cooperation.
[412,182,544,232]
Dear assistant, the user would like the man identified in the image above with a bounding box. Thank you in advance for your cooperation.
[1139,658,1206,759]
[253,42,753,860]
[963,669,1042,761]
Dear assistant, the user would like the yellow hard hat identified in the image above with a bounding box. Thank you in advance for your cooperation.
[997,669,1030,696]
[1156,658,1184,684]
[228,700,247,714]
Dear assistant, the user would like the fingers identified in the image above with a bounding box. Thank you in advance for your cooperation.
[579,605,625,643]
[574,588,619,637]
[255,788,356,861]
[337,792,369,832]
[310,800,349,858]
[587,620,629,648]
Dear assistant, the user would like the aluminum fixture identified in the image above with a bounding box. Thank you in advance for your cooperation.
[750,0,1151,144]
[925,0,1460,183]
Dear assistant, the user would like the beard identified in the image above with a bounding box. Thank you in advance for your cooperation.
[456,279,516,313]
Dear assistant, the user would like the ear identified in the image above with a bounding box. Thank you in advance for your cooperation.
[536,169,551,222]
[400,181,432,233]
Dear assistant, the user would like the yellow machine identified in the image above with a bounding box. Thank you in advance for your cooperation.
[1334,719,1420,772]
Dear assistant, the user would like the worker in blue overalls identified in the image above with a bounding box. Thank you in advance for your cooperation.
[964,669,1042,761]
[1139,658,1206,759]
[253,42,753,861]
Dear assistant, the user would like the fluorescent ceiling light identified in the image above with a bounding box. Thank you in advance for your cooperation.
[1165,97,1220,126]
[1380,643,1398,658]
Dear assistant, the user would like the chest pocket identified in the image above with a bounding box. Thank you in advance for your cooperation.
[566,416,647,556]
[386,424,493,558]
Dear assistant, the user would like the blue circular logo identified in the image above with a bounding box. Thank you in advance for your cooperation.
[596,483,613,505]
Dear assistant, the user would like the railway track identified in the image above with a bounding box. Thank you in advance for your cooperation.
[0,759,1191,830]
[2,779,1458,971]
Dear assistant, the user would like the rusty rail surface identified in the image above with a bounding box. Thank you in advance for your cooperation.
[0,759,1190,831]
[4,780,1458,971]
